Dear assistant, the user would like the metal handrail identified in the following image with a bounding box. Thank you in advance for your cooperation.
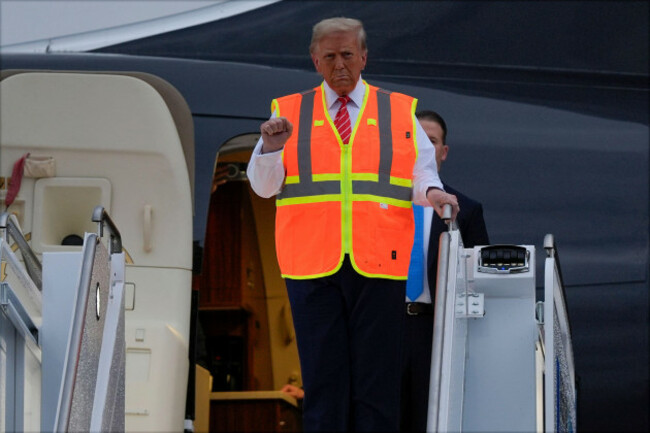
[544,234,565,285]
[92,206,122,255]
[54,232,100,432]
[543,233,577,430]
[543,233,573,335]
[441,202,458,231]
[0,281,40,347]
[428,204,454,432]
[0,212,43,290]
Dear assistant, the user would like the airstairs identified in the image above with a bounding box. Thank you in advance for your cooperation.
[428,206,576,433]
[1,197,577,433]
[0,206,125,432]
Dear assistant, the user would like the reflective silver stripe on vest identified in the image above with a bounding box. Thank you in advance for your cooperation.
[297,90,315,189]
[279,88,411,202]
[368,89,412,201]
[377,90,393,185]
[279,90,342,199]
[280,180,340,198]
[352,180,412,201]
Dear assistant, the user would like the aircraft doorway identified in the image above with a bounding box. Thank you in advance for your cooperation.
[196,133,301,397]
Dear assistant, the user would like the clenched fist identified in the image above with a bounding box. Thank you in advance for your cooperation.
[261,117,293,153]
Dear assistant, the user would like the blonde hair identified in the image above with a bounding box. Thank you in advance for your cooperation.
[310,17,367,54]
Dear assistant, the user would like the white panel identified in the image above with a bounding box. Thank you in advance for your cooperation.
[124,266,191,432]
[463,246,537,433]
[22,345,41,433]
[126,349,151,383]
[125,326,189,432]
[40,251,82,432]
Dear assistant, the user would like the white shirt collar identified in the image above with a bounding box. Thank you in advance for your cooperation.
[323,76,366,109]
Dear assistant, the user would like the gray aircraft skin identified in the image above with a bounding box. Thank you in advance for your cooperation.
[1,3,648,430]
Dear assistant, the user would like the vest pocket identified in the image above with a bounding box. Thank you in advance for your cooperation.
[277,201,342,277]
[373,225,411,276]
[352,203,413,277]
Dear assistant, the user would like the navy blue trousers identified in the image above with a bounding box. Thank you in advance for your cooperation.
[400,312,434,432]
[285,257,405,432]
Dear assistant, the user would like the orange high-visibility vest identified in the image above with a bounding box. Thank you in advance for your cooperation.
[273,81,418,279]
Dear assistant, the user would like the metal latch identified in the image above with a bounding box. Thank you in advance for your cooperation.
[455,292,485,318]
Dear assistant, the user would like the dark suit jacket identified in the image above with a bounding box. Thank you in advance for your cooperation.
[427,183,490,289]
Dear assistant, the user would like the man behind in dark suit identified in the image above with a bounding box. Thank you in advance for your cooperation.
[400,110,490,432]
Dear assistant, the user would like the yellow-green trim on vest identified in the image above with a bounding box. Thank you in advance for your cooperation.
[340,83,371,255]
[277,193,411,208]
[314,173,342,182]
[390,176,413,187]
[349,266,409,281]
[281,253,345,280]
[350,195,412,208]
[351,173,378,182]
[276,194,342,206]
[270,98,287,165]
[411,98,419,161]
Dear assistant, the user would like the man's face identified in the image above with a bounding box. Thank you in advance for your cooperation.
[311,31,367,96]
[420,119,448,172]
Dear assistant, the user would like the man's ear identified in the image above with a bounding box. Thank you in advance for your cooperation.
[441,145,449,163]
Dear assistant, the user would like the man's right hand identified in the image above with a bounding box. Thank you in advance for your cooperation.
[427,187,459,221]
[261,117,293,153]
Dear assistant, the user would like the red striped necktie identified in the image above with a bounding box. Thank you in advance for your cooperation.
[334,96,352,144]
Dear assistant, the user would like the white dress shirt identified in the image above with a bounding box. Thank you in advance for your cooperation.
[247,77,443,205]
